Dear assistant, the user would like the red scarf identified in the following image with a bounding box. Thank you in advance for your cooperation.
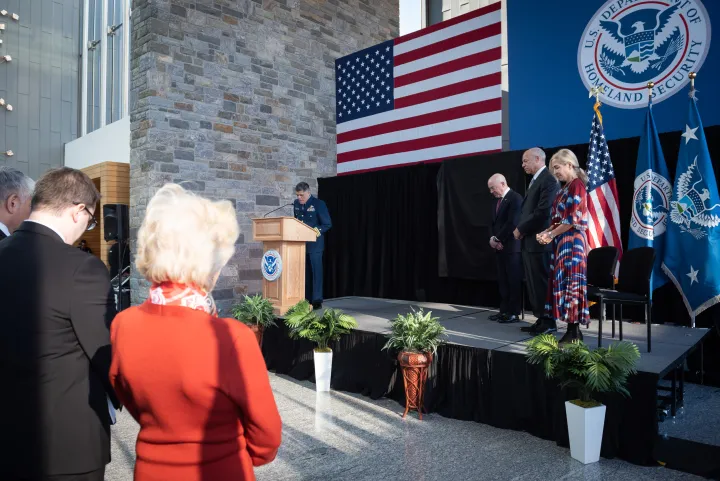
[148,282,217,316]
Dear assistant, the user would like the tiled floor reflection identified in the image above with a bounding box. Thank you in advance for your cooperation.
[108,373,702,481]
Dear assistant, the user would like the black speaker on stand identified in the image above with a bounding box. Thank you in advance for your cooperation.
[104,204,130,312]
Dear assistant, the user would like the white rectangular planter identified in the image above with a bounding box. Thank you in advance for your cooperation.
[565,401,606,464]
[313,350,333,392]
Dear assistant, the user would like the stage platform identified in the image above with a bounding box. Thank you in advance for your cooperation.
[321,296,708,378]
[261,296,711,473]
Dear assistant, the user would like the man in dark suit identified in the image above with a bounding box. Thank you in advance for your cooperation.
[488,174,523,323]
[293,182,332,310]
[78,239,93,253]
[0,166,35,241]
[513,148,560,334]
[0,167,119,481]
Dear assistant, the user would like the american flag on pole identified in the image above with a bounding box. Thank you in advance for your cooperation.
[586,108,623,262]
[335,3,502,175]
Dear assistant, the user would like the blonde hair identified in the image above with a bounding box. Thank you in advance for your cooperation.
[135,184,240,292]
[550,149,588,185]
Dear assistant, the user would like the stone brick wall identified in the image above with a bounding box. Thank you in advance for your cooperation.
[129,0,399,312]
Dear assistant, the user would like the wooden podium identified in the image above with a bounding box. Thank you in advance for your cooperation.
[252,217,317,315]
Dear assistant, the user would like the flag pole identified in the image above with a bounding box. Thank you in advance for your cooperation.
[647,81,654,108]
[689,71,697,100]
[688,71,697,328]
[589,86,605,125]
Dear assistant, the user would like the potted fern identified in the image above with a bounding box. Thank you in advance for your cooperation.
[382,309,446,419]
[231,294,277,346]
[525,334,640,464]
[284,300,358,391]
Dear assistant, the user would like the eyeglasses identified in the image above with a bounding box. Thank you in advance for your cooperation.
[74,203,97,231]
[85,207,98,231]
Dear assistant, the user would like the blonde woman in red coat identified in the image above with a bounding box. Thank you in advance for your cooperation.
[110,184,282,481]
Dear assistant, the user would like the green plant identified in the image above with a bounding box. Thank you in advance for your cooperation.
[284,299,311,317]
[525,334,640,407]
[382,308,447,355]
[283,300,357,352]
[231,294,277,328]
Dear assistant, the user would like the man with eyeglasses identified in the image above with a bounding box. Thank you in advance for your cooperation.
[0,167,119,481]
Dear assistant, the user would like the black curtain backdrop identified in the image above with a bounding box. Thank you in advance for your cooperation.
[319,163,498,307]
[262,323,659,466]
[437,151,527,280]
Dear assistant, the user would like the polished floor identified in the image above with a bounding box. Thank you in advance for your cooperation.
[107,373,702,481]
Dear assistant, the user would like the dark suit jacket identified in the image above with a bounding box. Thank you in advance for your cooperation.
[517,167,560,252]
[293,195,332,254]
[0,229,6,241]
[0,221,118,478]
[491,189,523,254]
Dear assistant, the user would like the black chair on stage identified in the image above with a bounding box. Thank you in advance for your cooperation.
[589,247,656,352]
[587,246,620,290]
[586,246,620,332]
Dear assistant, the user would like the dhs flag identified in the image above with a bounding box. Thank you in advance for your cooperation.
[662,94,720,325]
[629,98,672,294]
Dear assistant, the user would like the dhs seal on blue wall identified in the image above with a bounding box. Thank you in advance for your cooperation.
[261,250,283,282]
[578,0,711,109]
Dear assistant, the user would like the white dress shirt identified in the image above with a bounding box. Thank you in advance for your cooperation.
[492,188,512,243]
[0,221,9,238]
[529,165,547,188]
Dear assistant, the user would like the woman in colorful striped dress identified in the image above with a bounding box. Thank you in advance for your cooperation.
[536,149,590,344]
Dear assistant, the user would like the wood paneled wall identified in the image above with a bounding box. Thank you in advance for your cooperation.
[79,162,130,268]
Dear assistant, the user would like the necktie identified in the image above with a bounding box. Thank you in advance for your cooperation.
[496,198,501,213]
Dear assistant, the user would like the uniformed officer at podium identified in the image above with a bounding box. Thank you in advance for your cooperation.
[293,182,332,309]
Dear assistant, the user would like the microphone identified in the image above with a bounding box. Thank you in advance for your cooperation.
[263,203,293,218]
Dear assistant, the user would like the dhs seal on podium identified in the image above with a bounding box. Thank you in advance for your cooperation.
[261,250,283,282]
[578,0,711,109]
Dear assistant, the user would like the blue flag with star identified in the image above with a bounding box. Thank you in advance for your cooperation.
[662,95,720,325]
[629,98,672,294]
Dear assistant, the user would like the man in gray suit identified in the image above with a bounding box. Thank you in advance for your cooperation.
[513,148,559,334]
[0,166,34,241]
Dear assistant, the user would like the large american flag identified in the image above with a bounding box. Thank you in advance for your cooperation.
[586,112,623,261]
[335,3,502,175]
